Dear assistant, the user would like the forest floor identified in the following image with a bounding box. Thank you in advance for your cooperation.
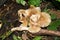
[0,0,60,40]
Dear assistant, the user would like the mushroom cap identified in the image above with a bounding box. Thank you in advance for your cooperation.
[38,12,51,27]
[28,25,41,33]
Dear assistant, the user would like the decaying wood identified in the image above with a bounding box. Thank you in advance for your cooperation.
[11,27,60,37]
[31,29,60,37]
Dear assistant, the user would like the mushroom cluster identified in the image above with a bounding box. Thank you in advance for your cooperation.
[11,5,51,33]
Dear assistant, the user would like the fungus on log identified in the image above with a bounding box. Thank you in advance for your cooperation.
[11,5,60,36]
[11,5,51,33]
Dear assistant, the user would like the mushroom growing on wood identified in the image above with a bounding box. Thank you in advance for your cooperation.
[11,6,51,33]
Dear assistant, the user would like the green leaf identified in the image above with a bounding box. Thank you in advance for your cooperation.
[17,36,22,40]
[13,35,22,40]
[13,35,18,40]
[47,19,60,30]
[28,0,42,6]
[33,36,42,40]
[56,0,60,2]
[0,31,13,40]
[54,37,60,40]
[50,13,57,20]
[16,0,20,4]
[43,9,50,12]
[16,0,26,5]
[21,0,26,5]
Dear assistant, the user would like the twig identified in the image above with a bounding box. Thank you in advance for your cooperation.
[31,29,60,36]
[11,27,60,36]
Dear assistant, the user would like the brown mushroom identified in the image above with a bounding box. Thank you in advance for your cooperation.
[11,6,51,33]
